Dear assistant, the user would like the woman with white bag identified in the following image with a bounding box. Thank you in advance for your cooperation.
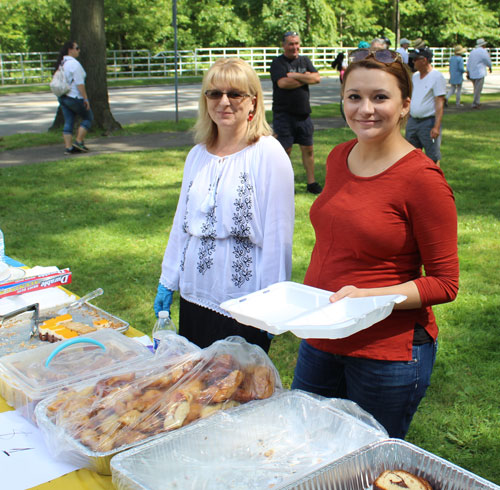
[53,41,93,155]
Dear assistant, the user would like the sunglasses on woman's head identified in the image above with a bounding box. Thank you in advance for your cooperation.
[204,89,251,101]
[348,49,402,64]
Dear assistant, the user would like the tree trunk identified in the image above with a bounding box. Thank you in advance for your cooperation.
[393,0,400,46]
[51,0,121,134]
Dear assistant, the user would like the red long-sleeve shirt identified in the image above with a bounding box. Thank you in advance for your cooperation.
[304,139,459,361]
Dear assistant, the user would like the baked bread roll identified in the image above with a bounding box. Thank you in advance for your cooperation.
[373,470,433,490]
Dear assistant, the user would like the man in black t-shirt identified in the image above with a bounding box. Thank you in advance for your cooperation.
[270,31,322,194]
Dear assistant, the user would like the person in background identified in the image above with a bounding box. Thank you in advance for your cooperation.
[370,37,388,50]
[396,38,410,64]
[331,51,346,83]
[408,38,427,72]
[291,47,459,439]
[334,41,370,84]
[154,58,295,353]
[270,31,322,194]
[405,48,446,167]
[445,45,467,107]
[466,38,493,109]
[54,41,93,155]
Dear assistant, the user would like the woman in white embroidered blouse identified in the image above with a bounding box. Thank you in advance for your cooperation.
[154,58,295,352]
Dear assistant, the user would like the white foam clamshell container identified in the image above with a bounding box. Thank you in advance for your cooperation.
[220,281,406,339]
[280,438,500,490]
[110,390,388,490]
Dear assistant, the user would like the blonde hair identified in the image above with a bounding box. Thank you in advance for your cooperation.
[194,58,272,147]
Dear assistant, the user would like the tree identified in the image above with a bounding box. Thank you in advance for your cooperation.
[51,0,121,134]
[0,0,30,52]
[23,0,71,51]
[104,0,171,51]
[332,0,381,47]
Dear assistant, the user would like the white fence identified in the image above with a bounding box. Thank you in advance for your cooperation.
[1,46,499,85]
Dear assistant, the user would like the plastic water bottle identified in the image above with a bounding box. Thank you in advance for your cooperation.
[0,228,4,262]
[152,311,177,351]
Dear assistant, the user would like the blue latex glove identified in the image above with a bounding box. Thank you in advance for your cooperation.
[154,283,173,317]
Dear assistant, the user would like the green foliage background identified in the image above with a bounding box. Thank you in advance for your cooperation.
[1,0,500,52]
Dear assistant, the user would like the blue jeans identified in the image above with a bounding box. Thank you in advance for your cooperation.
[58,95,93,135]
[405,116,441,162]
[291,340,437,438]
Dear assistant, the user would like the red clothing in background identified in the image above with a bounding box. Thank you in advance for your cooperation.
[305,139,459,361]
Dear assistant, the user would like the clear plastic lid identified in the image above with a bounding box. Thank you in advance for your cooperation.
[0,329,152,399]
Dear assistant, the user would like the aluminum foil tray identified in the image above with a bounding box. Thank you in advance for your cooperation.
[0,301,129,357]
[281,438,500,490]
[109,391,388,489]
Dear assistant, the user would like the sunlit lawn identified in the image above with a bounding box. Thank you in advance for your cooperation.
[0,106,499,484]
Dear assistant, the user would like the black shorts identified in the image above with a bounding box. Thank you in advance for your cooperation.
[273,112,314,149]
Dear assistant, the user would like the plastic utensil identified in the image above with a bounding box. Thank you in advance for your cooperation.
[57,287,103,315]
[45,337,106,367]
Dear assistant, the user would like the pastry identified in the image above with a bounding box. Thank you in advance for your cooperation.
[93,318,110,329]
[46,353,277,453]
[373,470,433,490]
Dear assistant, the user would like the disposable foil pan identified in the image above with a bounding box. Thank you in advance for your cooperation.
[109,390,388,489]
[281,438,500,490]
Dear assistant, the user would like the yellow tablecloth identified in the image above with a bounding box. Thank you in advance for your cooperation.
[0,325,146,490]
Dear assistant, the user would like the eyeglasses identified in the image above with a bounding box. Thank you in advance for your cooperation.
[74,46,80,50]
[204,90,251,101]
[283,31,298,40]
[348,49,402,64]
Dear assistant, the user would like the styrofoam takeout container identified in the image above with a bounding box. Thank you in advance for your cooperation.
[220,281,406,339]
[0,329,152,423]
[110,390,388,490]
[281,438,500,490]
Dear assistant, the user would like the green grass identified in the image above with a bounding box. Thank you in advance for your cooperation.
[0,106,499,485]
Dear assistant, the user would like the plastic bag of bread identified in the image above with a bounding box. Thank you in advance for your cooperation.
[35,335,282,473]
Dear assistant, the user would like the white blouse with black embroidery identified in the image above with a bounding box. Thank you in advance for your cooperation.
[160,135,295,316]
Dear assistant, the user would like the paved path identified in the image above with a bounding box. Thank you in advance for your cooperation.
[1,81,500,168]
[0,78,344,137]
[2,72,500,137]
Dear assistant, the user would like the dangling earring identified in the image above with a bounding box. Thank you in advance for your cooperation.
[248,113,254,121]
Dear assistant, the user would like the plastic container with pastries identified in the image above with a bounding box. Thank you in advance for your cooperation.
[35,334,282,475]
[280,439,500,490]
[0,329,153,423]
[109,390,388,490]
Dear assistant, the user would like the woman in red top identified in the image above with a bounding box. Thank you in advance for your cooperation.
[291,49,459,438]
